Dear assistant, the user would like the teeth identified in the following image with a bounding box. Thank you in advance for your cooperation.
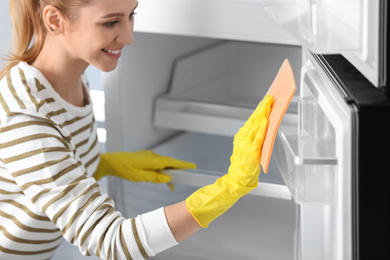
[104,49,121,54]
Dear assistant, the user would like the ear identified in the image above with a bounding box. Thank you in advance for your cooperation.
[42,5,65,34]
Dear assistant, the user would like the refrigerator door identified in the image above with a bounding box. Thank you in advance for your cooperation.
[292,49,353,260]
[262,0,365,53]
[262,0,385,87]
[293,47,390,260]
[341,0,385,87]
[319,53,390,260]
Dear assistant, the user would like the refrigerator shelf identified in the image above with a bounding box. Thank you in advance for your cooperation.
[164,170,291,200]
[154,41,301,137]
[154,90,254,137]
[153,132,292,200]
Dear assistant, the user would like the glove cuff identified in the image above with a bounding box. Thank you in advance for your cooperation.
[94,153,110,180]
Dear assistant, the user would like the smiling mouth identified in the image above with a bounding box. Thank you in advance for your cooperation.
[102,49,121,54]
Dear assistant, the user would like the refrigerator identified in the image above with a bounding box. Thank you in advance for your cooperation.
[100,0,390,260]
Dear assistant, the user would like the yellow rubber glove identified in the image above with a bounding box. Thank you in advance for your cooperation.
[94,150,196,185]
[186,94,273,228]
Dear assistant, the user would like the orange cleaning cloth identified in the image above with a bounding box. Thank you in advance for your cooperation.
[261,59,296,173]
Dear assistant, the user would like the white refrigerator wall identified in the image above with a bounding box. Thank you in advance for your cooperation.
[104,33,302,152]
[104,33,220,152]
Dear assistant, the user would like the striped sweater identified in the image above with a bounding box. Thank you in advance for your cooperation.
[0,62,177,260]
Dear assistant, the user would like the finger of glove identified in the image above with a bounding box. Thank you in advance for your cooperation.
[155,172,172,183]
[126,150,196,170]
[157,156,197,170]
[167,183,175,192]
[256,94,273,117]
[254,117,270,151]
[237,95,273,140]
[234,115,269,152]
[115,150,159,169]
[131,169,172,183]
[246,94,273,126]
[233,118,269,184]
[115,150,196,171]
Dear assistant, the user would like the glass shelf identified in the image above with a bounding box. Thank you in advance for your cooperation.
[153,132,291,200]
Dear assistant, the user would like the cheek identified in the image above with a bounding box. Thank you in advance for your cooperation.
[89,34,114,55]
[69,28,119,71]
[72,28,109,56]
[64,31,95,60]
[77,39,106,65]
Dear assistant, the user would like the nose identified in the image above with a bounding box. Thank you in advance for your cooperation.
[117,20,134,45]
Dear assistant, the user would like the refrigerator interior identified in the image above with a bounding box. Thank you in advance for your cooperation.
[103,32,303,259]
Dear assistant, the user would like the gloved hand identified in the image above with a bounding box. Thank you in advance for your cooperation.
[94,150,197,185]
[186,94,273,228]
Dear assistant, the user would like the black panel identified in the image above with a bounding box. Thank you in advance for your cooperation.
[321,54,390,260]
[320,55,389,105]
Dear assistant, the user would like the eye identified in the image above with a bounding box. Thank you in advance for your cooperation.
[129,12,137,19]
[104,20,119,27]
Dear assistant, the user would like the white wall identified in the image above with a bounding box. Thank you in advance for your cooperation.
[0,1,11,69]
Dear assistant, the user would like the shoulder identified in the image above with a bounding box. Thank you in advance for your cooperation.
[1,63,95,136]
[1,62,90,118]
[0,63,66,136]
[0,62,50,116]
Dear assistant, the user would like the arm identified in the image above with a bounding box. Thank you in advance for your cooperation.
[164,94,273,241]
[185,95,273,228]
[93,95,272,244]
[0,114,174,259]
[164,201,201,242]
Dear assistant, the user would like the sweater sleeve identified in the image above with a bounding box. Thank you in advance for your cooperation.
[0,114,177,259]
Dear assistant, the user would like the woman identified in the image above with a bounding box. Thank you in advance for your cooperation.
[0,0,273,259]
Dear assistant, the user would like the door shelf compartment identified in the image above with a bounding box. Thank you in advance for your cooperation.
[154,41,302,136]
[274,111,338,204]
[153,132,291,200]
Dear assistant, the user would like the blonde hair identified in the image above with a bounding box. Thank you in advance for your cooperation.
[0,0,93,80]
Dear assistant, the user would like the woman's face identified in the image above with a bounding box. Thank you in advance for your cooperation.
[60,0,138,72]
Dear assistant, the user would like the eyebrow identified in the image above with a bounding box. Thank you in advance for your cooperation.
[100,2,138,19]
[100,12,125,19]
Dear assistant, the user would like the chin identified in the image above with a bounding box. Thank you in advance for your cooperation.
[96,63,119,72]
